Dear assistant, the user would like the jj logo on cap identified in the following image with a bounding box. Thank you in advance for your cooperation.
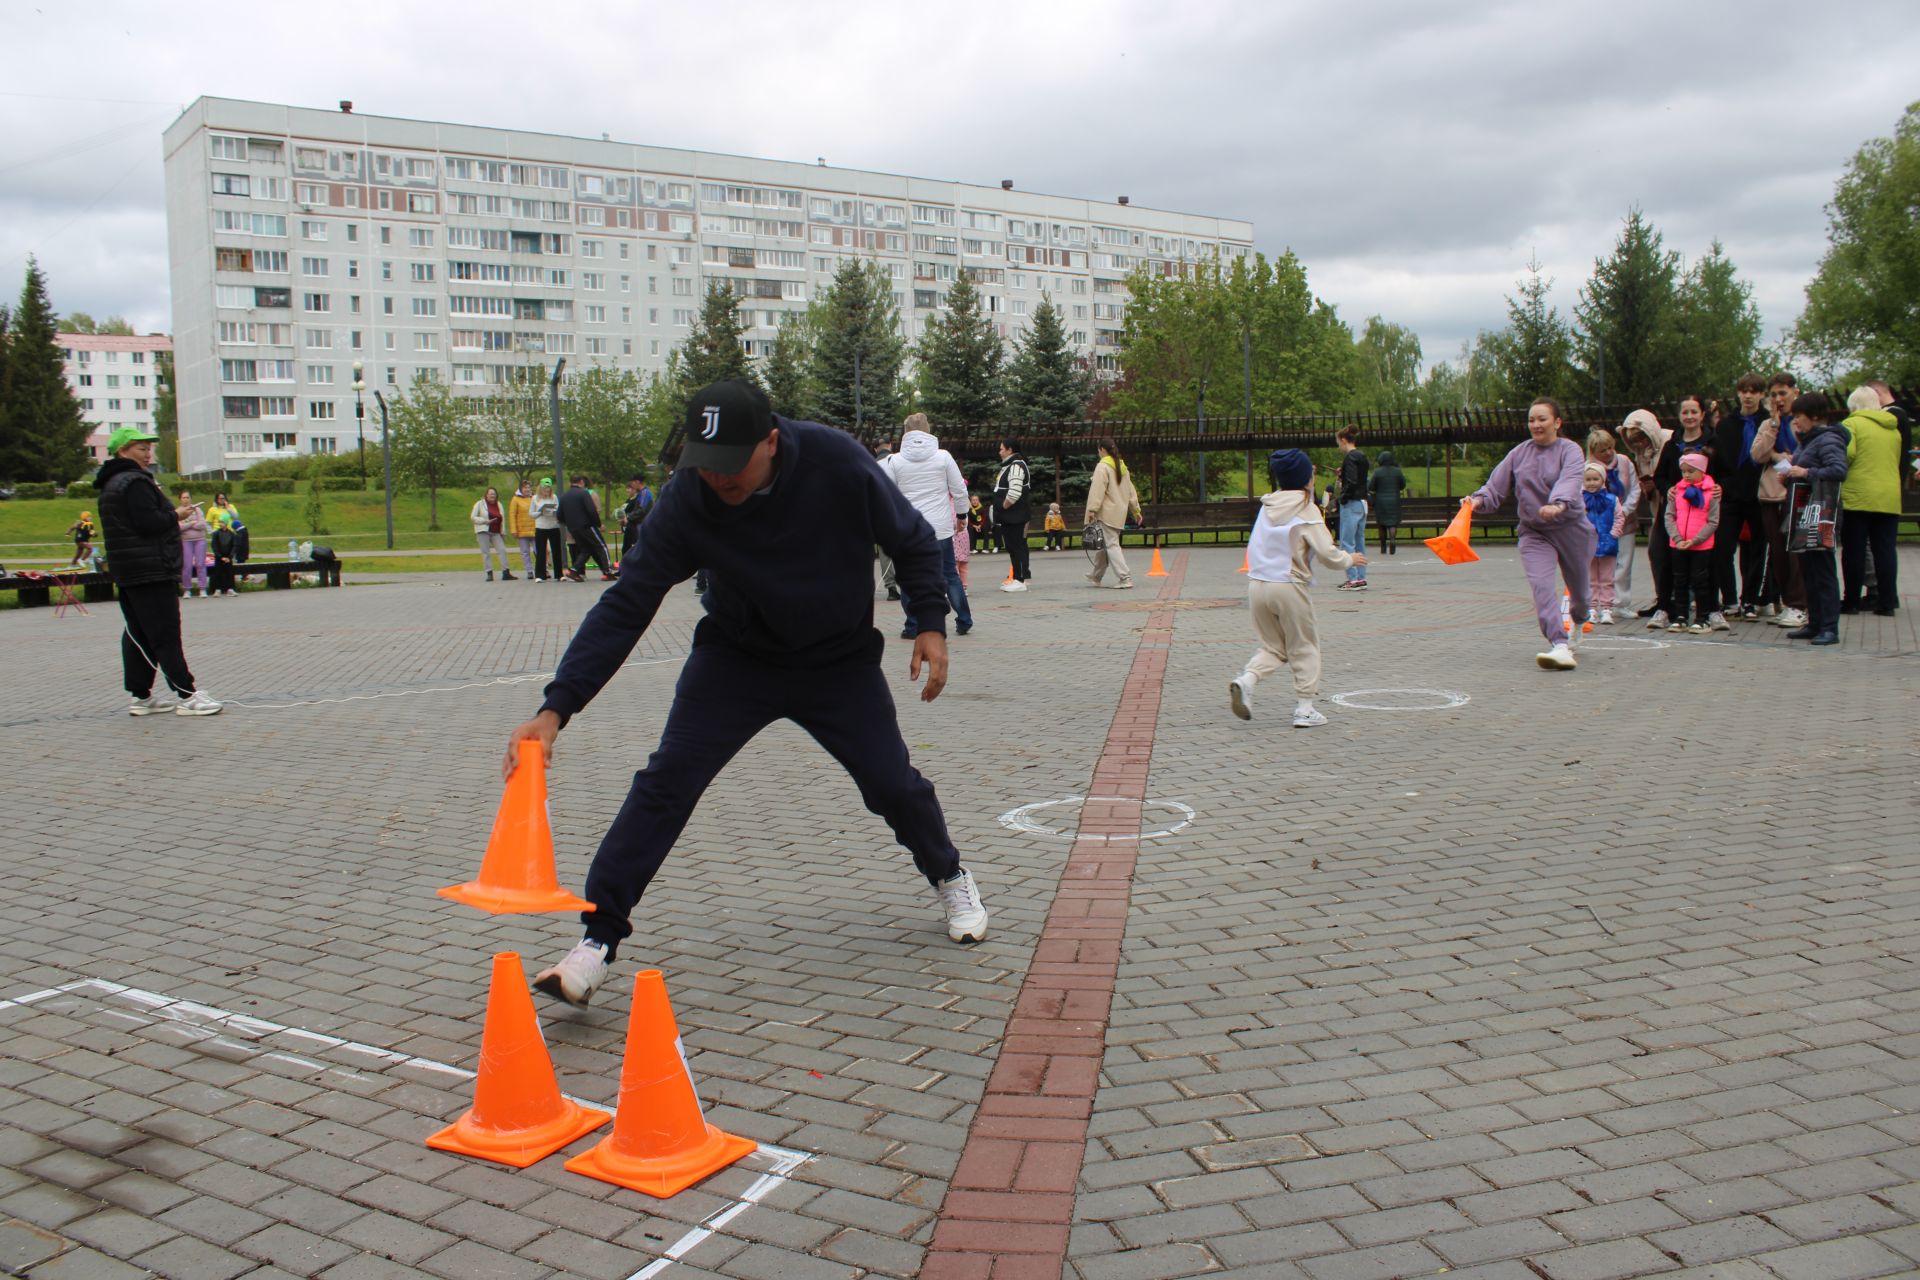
[699,406,722,439]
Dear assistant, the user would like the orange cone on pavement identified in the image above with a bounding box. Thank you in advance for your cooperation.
[1146,544,1167,577]
[1237,547,1250,574]
[439,740,595,915]
[565,969,757,1197]
[426,953,610,1166]
[1005,560,1016,584]
[1424,503,1480,565]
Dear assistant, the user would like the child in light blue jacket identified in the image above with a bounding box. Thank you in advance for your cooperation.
[1582,463,1620,624]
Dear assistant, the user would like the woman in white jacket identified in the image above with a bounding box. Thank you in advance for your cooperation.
[470,486,515,581]
[1083,438,1143,588]
[881,415,973,637]
[528,479,563,581]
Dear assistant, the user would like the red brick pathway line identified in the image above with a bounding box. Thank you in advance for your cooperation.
[925,552,1190,1280]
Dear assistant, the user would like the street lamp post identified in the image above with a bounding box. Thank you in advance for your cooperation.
[375,389,393,549]
[352,360,367,488]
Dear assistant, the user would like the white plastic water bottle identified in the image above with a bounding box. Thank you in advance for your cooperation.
[287,539,298,560]
[1560,590,1572,635]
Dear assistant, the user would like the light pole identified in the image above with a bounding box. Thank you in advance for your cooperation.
[375,389,393,549]
[548,357,567,489]
[351,360,367,488]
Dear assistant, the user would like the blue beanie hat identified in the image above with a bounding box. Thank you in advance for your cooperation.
[1268,449,1314,491]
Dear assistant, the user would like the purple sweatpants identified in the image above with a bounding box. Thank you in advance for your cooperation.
[1518,520,1597,642]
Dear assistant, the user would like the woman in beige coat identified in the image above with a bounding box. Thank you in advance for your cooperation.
[1084,438,1144,588]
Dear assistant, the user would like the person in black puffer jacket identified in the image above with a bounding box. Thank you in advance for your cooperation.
[94,427,221,716]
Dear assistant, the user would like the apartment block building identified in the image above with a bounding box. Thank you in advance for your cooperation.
[59,333,172,464]
[163,96,1254,475]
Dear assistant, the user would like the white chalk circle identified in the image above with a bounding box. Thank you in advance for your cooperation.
[1329,687,1471,712]
[1578,635,1671,651]
[997,795,1197,842]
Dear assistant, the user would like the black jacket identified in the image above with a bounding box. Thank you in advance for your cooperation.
[1653,430,1715,495]
[94,457,182,587]
[1338,449,1369,504]
[992,454,1032,526]
[557,485,601,531]
[1713,413,1766,503]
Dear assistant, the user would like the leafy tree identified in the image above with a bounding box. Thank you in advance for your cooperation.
[681,281,758,389]
[304,476,330,535]
[1005,295,1088,422]
[1666,240,1764,394]
[1353,316,1424,412]
[808,258,906,430]
[56,313,134,336]
[152,350,178,472]
[1793,101,1920,384]
[562,365,653,493]
[762,310,815,418]
[914,269,1005,423]
[1479,256,1577,405]
[386,371,476,529]
[1574,209,1681,404]
[0,258,90,484]
[635,367,686,468]
[480,368,551,490]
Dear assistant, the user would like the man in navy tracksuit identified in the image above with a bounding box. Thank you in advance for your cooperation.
[507,380,990,1007]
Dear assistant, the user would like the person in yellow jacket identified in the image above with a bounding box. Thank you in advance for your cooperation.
[507,479,538,582]
[1838,385,1902,615]
[1083,438,1143,588]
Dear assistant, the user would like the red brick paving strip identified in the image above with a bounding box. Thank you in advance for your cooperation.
[925,553,1189,1280]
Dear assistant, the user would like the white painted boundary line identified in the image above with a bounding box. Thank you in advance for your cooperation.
[997,794,1197,842]
[1329,687,1472,712]
[0,978,811,1278]
[226,655,679,711]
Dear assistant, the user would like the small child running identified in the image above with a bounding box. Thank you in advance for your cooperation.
[1229,449,1366,728]
[1582,463,1619,625]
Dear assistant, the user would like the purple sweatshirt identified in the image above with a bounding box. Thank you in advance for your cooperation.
[1469,438,1588,533]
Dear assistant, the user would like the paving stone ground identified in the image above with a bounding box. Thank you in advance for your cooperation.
[0,542,1915,1280]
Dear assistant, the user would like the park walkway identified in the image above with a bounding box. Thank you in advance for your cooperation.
[0,544,1916,1279]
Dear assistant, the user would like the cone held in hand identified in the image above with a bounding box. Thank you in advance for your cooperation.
[440,740,594,914]
[426,953,609,1166]
[1425,502,1480,565]
[1146,544,1167,577]
[566,969,757,1197]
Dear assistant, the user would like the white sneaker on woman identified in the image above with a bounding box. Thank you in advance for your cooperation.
[175,690,223,716]
[1535,643,1576,671]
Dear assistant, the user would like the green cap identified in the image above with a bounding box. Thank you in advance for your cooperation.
[107,425,160,454]
[540,477,553,487]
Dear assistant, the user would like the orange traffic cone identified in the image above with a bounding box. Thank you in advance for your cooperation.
[1237,547,1250,574]
[1424,503,1480,565]
[1005,560,1016,584]
[565,969,757,1197]
[1146,544,1167,577]
[426,953,610,1166]
[439,740,595,915]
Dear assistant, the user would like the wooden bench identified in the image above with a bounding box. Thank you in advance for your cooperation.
[1,560,339,608]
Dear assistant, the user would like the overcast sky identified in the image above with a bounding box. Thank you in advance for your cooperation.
[3,0,1915,371]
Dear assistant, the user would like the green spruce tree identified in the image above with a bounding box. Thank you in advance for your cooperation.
[914,270,1005,424]
[1480,256,1577,405]
[1575,209,1682,404]
[1005,295,1087,422]
[680,280,758,388]
[808,259,906,430]
[762,311,815,419]
[1,259,90,483]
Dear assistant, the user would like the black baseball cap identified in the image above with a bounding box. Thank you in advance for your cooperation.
[681,380,774,473]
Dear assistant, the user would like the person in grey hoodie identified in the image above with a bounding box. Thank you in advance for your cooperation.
[882,414,973,637]
[1228,449,1365,728]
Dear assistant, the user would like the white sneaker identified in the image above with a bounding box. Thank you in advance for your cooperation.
[532,939,610,1008]
[1111,579,1134,590]
[1293,703,1327,728]
[174,690,223,716]
[935,869,989,943]
[1645,610,1669,631]
[1229,675,1252,721]
[1000,580,1027,592]
[1708,611,1731,632]
[1536,643,1576,671]
[1598,609,1614,626]
[1774,607,1807,628]
[1084,572,1103,586]
[129,693,176,716]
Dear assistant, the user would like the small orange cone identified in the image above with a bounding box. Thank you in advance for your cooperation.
[566,970,757,1197]
[1005,560,1016,584]
[426,953,610,1166]
[439,741,595,915]
[1424,503,1480,565]
[1237,547,1250,574]
[1146,544,1167,577]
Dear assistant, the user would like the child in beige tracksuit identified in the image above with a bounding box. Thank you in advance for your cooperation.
[1229,449,1366,727]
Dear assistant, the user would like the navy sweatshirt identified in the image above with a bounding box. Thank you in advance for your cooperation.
[539,417,946,727]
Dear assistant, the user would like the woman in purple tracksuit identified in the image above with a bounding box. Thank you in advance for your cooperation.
[1466,398,1597,671]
